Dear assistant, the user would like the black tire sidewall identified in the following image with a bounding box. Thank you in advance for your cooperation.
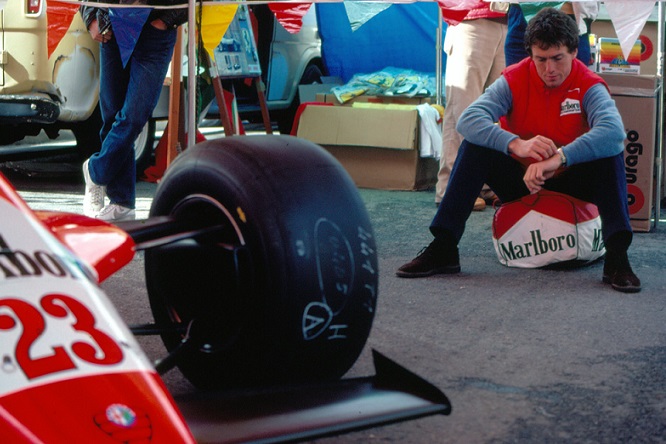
[146,135,377,388]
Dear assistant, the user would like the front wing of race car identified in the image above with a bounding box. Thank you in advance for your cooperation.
[176,350,451,443]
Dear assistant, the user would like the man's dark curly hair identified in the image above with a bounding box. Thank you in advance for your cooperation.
[524,7,579,56]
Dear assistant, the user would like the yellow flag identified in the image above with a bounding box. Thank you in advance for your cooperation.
[201,4,238,60]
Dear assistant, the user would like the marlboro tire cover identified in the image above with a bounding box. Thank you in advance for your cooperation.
[492,190,606,268]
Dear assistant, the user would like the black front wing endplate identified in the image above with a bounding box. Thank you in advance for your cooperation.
[175,349,451,443]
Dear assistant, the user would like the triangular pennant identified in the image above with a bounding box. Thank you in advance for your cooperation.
[268,3,312,34]
[201,4,238,60]
[47,1,79,58]
[605,1,655,62]
[108,7,152,67]
[343,2,391,32]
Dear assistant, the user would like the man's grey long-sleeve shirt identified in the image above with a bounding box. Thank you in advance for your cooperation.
[456,75,626,166]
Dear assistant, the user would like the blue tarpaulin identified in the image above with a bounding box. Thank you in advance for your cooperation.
[315,3,445,83]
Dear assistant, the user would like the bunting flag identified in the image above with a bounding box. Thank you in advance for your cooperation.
[47,1,80,58]
[343,2,392,32]
[108,7,152,67]
[201,4,238,59]
[605,1,656,62]
[269,3,312,34]
[38,0,663,75]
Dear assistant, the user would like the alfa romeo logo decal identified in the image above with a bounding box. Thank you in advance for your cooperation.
[106,404,136,427]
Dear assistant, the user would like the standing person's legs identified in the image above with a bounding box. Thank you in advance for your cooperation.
[98,36,130,149]
[436,23,467,204]
[89,24,177,210]
[576,18,592,66]
[486,20,508,86]
[480,19,507,204]
[436,19,507,205]
[82,34,127,217]
[505,4,528,66]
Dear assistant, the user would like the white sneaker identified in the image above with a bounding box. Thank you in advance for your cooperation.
[83,159,105,216]
[95,204,136,222]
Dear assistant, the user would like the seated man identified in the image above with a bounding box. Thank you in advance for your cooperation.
[396,7,640,293]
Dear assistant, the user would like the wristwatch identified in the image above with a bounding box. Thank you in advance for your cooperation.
[557,148,567,166]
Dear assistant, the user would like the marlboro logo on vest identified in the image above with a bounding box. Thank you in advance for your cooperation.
[492,190,605,268]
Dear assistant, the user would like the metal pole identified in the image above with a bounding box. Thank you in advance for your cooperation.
[436,8,443,106]
[655,2,664,229]
[187,0,197,149]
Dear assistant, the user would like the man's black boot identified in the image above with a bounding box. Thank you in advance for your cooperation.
[396,237,460,278]
[603,231,641,293]
[603,251,641,293]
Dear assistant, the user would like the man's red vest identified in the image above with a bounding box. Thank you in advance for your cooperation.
[499,57,608,168]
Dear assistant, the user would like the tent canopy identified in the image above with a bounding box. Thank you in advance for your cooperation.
[316,2,440,83]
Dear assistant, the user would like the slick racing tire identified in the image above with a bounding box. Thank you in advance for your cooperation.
[145,135,378,389]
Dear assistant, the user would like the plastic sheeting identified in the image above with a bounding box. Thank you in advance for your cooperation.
[316,3,442,84]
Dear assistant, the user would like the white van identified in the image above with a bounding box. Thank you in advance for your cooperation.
[0,0,100,151]
[0,1,323,167]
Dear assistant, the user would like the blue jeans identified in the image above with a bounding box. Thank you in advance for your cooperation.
[505,4,528,66]
[430,141,632,245]
[89,23,177,208]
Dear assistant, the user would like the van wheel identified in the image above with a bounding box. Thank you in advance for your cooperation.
[132,119,155,177]
[145,135,378,389]
[276,64,323,134]
[72,106,102,159]
[73,105,155,178]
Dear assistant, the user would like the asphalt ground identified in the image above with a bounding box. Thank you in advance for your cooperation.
[1,151,665,443]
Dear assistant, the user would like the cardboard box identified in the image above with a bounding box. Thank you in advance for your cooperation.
[598,38,641,74]
[298,77,342,103]
[601,73,659,232]
[315,93,431,106]
[296,105,438,190]
[593,19,658,75]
